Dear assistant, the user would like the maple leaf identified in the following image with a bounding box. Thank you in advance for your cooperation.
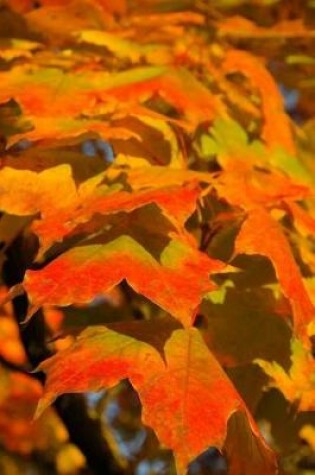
[222,50,295,154]
[234,208,314,341]
[24,0,123,41]
[218,16,315,39]
[256,339,315,411]
[33,183,200,253]
[91,68,226,130]
[0,165,200,252]
[215,161,308,210]
[36,326,277,474]
[0,65,168,142]
[0,164,91,217]
[201,118,309,185]
[0,64,224,144]
[23,236,223,326]
[198,119,309,210]
[1,0,314,472]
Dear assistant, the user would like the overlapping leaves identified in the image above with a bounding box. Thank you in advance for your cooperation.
[1,0,315,473]
[37,325,277,475]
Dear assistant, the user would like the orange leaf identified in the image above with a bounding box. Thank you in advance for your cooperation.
[101,68,226,129]
[0,65,223,141]
[222,50,295,154]
[234,208,314,341]
[216,162,309,210]
[24,236,223,326]
[218,16,315,39]
[286,201,315,237]
[37,326,277,474]
[33,183,201,252]
[0,65,168,141]
[256,339,315,411]
[0,165,201,252]
[124,165,214,189]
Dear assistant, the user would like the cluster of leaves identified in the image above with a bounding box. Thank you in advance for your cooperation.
[0,0,315,473]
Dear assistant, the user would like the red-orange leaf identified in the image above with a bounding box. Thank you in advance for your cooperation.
[99,68,226,129]
[0,165,201,252]
[0,65,224,141]
[37,326,277,474]
[222,50,295,154]
[234,208,314,340]
[218,16,315,39]
[32,182,201,252]
[24,236,223,326]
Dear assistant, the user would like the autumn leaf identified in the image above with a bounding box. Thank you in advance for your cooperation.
[286,201,315,238]
[124,165,214,190]
[33,183,200,252]
[23,236,223,326]
[198,118,257,162]
[215,161,308,210]
[234,208,314,340]
[0,0,314,472]
[0,165,201,252]
[0,164,92,217]
[0,64,224,143]
[99,68,226,129]
[35,325,165,416]
[24,0,120,41]
[256,339,315,411]
[36,326,276,474]
[12,0,127,14]
[199,119,309,210]
[222,50,295,154]
[128,10,205,28]
[0,65,165,117]
[0,65,167,141]
[218,16,315,39]
[0,287,68,457]
[0,287,27,366]
[202,118,308,185]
